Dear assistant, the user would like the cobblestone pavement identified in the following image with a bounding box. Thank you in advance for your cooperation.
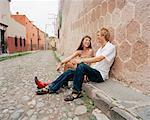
[0,51,110,120]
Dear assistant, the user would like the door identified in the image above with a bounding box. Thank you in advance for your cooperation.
[0,30,6,53]
[30,39,33,51]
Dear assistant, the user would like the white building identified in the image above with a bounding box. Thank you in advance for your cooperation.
[0,0,26,54]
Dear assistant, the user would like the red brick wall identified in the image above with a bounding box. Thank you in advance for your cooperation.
[7,36,27,53]
[39,30,45,50]
[30,25,38,50]
[25,17,33,51]
[12,15,45,51]
[11,15,26,26]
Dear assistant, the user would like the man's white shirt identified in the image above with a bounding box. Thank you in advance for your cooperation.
[92,41,116,80]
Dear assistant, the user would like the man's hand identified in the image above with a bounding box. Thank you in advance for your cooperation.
[56,62,62,71]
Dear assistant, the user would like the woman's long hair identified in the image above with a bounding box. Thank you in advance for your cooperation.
[76,35,92,50]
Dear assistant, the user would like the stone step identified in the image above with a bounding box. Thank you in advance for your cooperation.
[91,108,110,120]
[83,83,143,120]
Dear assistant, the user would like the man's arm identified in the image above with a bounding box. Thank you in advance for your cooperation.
[80,55,105,64]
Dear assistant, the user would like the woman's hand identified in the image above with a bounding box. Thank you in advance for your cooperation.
[56,62,62,71]
[73,58,82,64]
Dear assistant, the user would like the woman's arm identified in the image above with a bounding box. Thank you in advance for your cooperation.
[90,49,95,57]
[56,50,80,71]
[89,49,96,66]
[60,50,80,65]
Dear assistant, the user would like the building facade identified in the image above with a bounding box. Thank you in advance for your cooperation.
[11,13,45,51]
[46,36,56,50]
[38,29,45,50]
[0,0,26,54]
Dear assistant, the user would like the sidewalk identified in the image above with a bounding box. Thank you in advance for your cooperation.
[0,50,39,57]
[0,50,39,61]
[55,51,150,120]
[83,79,150,120]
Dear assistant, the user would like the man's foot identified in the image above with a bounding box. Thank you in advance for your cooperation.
[34,76,47,89]
[64,92,83,101]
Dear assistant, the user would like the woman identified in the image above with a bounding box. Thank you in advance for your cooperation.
[35,35,94,89]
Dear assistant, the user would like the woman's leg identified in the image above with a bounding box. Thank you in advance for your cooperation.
[64,62,76,71]
[48,69,75,92]
[35,77,51,89]
[63,62,76,87]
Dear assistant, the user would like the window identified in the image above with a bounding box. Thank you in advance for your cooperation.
[20,37,22,47]
[58,29,60,39]
[15,36,18,47]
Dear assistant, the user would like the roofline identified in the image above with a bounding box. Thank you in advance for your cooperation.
[0,23,8,27]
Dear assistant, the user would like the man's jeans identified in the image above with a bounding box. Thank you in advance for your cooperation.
[48,63,104,93]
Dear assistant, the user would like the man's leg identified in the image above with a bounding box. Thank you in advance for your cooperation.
[48,69,75,92]
[64,63,103,101]
[73,63,104,93]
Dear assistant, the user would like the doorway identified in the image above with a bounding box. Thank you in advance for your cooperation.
[30,39,33,51]
[0,30,6,53]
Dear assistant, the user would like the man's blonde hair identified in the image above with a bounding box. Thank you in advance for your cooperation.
[99,28,110,41]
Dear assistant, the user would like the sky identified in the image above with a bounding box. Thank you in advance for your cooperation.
[10,0,59,36]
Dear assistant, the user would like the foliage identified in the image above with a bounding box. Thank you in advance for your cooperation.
[0,52,31,62]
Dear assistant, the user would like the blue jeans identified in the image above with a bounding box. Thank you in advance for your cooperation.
[48,63,104,93]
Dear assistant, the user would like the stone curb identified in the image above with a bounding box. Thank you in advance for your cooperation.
[83,83,141,120]
[0,50,39,58]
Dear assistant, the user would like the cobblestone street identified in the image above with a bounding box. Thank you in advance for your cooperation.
[1,0,150,119]
[0,51,109,120]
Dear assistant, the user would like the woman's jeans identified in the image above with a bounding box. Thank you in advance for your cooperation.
[48,63,104,93]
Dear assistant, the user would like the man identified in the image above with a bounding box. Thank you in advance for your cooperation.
[36,28,116,101]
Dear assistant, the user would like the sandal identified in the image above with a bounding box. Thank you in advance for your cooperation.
[36,88,48,95]
[64,92,83,101]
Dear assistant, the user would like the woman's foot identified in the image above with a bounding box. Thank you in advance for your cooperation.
[36,87,59,95]
[34,76,47,89]
[36,88,49,95]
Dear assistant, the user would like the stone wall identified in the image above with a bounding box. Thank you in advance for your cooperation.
[0,0,10,25]
[58,0,150,94]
